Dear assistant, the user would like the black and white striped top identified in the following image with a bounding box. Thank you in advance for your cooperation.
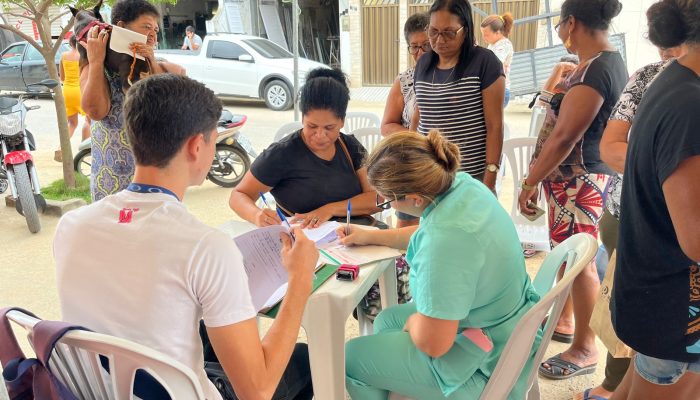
[414,47,503,176]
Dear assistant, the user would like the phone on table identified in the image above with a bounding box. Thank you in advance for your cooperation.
[521,201,545,222]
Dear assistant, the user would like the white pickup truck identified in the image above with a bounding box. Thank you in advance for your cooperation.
[156,33,326,111]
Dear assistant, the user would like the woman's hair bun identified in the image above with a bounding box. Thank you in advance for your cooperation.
[647,0,690,48]
[306,67,348,89]
[601,0,623,20]
[426,130,460,173]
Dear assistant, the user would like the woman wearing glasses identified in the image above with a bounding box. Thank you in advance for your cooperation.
[410,0,505,192]
[518,0,627,382]
[341,130,539,399]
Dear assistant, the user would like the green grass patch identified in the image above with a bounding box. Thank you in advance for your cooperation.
[42,174,91,204]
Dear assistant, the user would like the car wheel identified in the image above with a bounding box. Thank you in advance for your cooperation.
[263,80,292,111]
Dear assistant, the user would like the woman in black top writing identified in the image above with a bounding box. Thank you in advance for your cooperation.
[229,68,380,228]
[410,0,505,192]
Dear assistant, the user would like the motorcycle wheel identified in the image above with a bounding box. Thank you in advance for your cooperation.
[208,144,251,188]
[13,163,41,234]
[73,148,92,177]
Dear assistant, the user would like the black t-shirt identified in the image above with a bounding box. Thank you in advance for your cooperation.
[612,61,700,362]
[251,130,367,215]
[572,51,628,175]
[414,47,503,176]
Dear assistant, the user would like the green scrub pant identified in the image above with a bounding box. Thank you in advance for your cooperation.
[345,303,488,400]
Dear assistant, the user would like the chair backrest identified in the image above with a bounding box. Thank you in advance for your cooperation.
[343,112,380,133]
[274,121,303,142]
[528,106,546,138]
[501,138,547,223]
[479,233,598,400]
[6,310,205,400]
[349,127,383,154]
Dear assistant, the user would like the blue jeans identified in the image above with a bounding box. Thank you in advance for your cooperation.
[634,353,700,385]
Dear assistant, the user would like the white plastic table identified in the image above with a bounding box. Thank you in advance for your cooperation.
[217,220,399,400]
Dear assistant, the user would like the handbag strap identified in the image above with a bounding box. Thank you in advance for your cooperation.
[277,134,359,217]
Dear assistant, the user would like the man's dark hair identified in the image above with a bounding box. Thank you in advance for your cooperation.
[124,75,222,168]
[422,0,477,79]
[647,0,700,48]
[300,68,350,119]
[186,25,195,33]
[561,0,622,31]
[404,12,429,43]
[111,0,160,25]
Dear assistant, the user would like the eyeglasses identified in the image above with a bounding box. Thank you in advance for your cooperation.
[376,194,405,210]
[426,26,464,41]
[554,16,570,33]
[408,42,431,55]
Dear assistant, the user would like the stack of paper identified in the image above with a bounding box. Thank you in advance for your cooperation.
[233,222,400,312]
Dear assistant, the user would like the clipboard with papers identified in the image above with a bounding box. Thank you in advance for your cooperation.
[233,222,401,314]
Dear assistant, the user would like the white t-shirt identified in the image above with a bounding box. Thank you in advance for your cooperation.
[488,37,513,89]
[54,190,257,400]
[183,34,203,50]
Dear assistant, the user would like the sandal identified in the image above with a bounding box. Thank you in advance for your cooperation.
[552,330,574,343]
[581,388,609,400]
[539,353,597,380]
[524,249,537,258]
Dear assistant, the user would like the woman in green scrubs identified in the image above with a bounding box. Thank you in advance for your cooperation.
[341,130,541,399]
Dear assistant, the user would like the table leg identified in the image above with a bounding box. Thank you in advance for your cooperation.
[302,295,349,400]
[378,259,399,309]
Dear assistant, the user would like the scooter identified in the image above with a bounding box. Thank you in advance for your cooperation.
[73,109,257,188]
[0,79,58,233]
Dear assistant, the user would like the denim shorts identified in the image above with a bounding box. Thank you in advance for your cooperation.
[634,352,700,385]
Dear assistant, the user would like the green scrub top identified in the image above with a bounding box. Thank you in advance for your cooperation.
[406,172,541,398]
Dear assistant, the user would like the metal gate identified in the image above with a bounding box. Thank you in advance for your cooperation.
[362,0,400,86]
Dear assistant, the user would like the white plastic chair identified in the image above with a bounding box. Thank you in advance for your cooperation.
[391,233,598,400]
[348,126,383,154]
[343,112,380,133]
[528,105,546,138]
[502,137,550,252]
[6,310,205,400]
[274,121,303,142]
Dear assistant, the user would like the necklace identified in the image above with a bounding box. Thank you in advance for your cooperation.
[432,65,456,85]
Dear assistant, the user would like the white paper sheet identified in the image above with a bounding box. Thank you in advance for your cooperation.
[301,221,341,245]
[109,25,147,60]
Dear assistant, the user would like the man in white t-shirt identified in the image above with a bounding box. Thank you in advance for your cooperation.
[182,25,202,50]
[54,74,317,399]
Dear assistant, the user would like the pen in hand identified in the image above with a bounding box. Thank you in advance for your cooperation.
[276,208,295,241]
[259,192,272,209]
[345,200,351,236]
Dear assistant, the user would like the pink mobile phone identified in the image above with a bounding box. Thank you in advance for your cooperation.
[462,328,494,353]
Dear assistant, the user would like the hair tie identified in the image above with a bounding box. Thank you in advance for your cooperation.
[498,15,505,23]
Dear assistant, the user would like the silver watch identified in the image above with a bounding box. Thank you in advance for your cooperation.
[486,163,500,173]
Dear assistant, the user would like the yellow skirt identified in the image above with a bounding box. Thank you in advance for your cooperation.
[63,84,84,116]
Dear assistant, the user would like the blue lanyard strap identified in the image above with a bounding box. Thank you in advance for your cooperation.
[126,183,180,201]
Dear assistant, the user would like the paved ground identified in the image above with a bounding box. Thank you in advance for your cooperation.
[0,98,606,399]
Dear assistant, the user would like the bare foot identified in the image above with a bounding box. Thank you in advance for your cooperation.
[574,385,614,400]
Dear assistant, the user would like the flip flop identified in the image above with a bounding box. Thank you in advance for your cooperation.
[582,388,609,400]
[539,353,597,380]
[552,330,574,343]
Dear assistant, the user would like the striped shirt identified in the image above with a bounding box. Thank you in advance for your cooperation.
[414,47,503,176]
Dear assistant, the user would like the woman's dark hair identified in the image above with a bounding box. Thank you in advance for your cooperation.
[561,0,622,31]
[69,35,77,48]
[300,68,350,119]
[125,74,222,168]
[423,0,477,79]
[111,0,160,25]
[481,13,515,38]
[647,0,700,48]
[404,12,430,43]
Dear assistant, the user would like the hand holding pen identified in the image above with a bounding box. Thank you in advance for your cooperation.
[257,192,281,227]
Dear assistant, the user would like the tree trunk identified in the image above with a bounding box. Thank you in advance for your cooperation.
[44,59,76,189]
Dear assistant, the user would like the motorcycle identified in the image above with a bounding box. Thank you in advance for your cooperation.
[0,79,58,233]
[73,109,257,188]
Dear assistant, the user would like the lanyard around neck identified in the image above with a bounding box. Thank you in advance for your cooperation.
[126,183,180,201]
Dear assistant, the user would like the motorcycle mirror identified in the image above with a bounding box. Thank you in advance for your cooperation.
[38,79,59,89]
[238,54,254,62]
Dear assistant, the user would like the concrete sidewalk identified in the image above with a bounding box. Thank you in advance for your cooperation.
[0,98,602,400]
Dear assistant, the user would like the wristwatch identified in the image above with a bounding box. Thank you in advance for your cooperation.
[485,163,500,173]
